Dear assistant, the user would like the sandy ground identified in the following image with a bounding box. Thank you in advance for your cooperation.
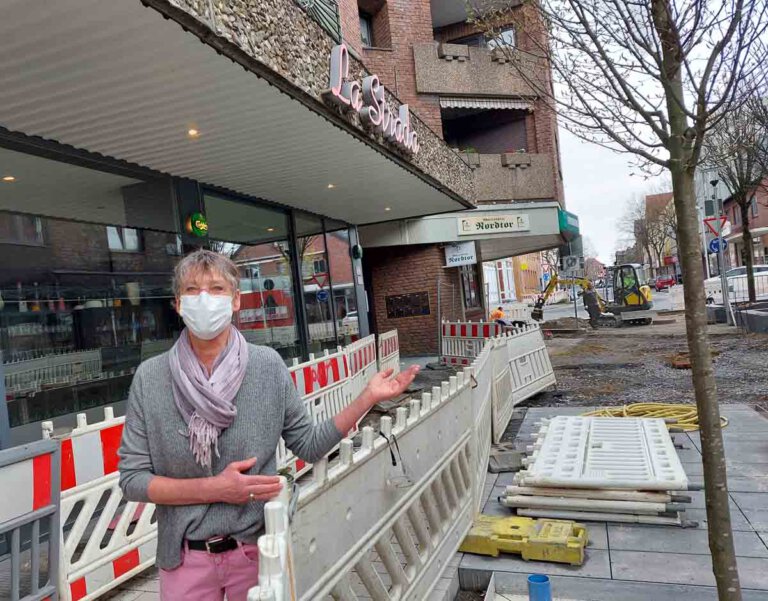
[531,314,768,407]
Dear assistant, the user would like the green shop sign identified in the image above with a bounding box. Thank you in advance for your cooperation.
[558,209,580,242]
[186,212,209,237]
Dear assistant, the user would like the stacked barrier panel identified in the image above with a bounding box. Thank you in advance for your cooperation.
[506,324,556,406]
[377,330,400,374]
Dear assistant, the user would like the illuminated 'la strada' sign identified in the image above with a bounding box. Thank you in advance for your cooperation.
[323,44,420,155]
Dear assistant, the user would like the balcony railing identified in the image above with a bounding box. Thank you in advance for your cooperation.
[414,42,538,97]
[461,152,557,202]
[294,0,341,42]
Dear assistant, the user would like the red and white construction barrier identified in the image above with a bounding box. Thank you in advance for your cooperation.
[0,442,55,524]
[440,321,503,366]
[377,330,400,374]
[44,409,157,601]
[344,334,378,403]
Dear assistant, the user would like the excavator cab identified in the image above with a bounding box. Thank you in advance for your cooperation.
[609,264,653,313]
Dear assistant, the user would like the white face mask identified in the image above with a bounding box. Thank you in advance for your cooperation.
[179,292,233,340]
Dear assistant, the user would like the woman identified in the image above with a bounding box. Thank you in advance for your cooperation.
[118,249,418,600]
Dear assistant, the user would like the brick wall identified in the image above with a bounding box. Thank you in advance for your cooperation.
[338,0,363,56]
[365,244,462,355]
[339,0,444,135]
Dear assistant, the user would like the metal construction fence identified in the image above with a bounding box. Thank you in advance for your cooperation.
[0,438,61,601]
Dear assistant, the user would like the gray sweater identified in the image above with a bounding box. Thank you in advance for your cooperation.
[118,344,343,569]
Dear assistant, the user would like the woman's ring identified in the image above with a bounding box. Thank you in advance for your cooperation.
[249,492,255,501]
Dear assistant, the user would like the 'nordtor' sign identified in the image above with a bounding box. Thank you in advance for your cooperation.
[323,44,420,155]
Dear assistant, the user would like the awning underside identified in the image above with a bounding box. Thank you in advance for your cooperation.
[0,0,468,225]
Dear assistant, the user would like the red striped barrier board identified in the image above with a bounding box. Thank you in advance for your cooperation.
[289,350,349,398]
[377,330,400,375]
[346,335,377,377]
[440,321,503,366]
[0,446,54,524]
[45,408,158,601]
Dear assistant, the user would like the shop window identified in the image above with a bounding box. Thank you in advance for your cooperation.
[450,33,486,47]
[203,192,300,362]
[107,226,142,252]
[326,227,358,344]
[296,212,337,354]
[359,12,374,46]
[0,212,44,245]
[460,265,482,309]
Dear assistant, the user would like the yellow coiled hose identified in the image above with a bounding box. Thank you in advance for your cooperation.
[582,403,728,432]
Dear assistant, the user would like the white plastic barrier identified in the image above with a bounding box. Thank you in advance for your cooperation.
[377,329,400,374]
[278,349,352,477]
[501,302,533,323]
[491,324,556,442]
[245,333,518,601]
[440,321,503,366]
[470,340,494,511]
[345,334,378,402]
[289,371,476,600]
[43,409,157,601]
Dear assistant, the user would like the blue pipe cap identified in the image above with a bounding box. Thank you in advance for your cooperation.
[527,574,552,601]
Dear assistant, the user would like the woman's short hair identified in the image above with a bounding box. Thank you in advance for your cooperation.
[172,249,240,296]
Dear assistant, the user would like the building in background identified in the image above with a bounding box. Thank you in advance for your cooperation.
[354,0,575,354]
[723,181,768,268]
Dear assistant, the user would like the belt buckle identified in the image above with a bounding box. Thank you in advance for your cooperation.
[205,536,226,554]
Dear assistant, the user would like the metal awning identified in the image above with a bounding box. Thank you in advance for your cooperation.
[360,202,568,261]
[0,0,470,225]
[439,97,533,111]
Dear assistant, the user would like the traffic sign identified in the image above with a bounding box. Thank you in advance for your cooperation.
[708,238,728,254]
[316,289,329,302]
[704,216,727,237]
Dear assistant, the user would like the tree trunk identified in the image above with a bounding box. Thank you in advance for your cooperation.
[740,201,757,303]
[652,1,741,597]
[672,168,742,600]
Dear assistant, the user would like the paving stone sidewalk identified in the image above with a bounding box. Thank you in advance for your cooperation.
[462,405,768,600]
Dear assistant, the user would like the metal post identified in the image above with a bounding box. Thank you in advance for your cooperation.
[0,353,10,450]
[436,277,442,358]
[718,215,732,325]
[699,206,711,280]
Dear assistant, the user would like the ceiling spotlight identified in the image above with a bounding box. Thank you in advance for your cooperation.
[266,227,275,232]
[384,207,392,211]
[2,175,15,182]
[327,183,336,189]
[187,128,200,138]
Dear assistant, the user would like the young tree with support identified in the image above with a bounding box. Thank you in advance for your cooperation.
[704,94,768,303]
[468,1,768,598]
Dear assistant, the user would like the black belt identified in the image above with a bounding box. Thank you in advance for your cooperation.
[186,536,239,554]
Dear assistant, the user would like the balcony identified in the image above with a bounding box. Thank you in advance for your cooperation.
[462,152,556,202]
[413,42,538,97]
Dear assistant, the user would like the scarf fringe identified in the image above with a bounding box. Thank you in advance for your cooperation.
[187,412,221,469]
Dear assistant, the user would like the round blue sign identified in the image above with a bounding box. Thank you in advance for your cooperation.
[316,289,329,303]
[708,238,727,254]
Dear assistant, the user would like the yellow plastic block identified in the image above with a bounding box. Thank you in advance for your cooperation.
[459,515,587,566]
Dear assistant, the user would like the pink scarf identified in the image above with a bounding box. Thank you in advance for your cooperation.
[168,326,248,468]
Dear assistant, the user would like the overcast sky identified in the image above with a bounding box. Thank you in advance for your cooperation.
[559,128,667,264]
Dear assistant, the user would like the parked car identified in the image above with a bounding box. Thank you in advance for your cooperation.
[653,274,676,291]
[705,264,768,304]
[340,310,359,335]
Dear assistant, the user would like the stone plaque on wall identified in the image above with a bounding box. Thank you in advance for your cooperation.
[385,292,431,319]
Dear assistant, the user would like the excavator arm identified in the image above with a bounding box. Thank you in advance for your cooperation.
[531,273,605,322]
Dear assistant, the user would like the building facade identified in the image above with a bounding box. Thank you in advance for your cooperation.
[724,182,768,268]
[0,0,480,445]
[349,0,570,354]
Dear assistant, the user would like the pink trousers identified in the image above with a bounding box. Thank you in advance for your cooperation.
[159,543,259,601]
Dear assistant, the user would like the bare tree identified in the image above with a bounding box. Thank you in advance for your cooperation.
[469,1,768,597]
[704,93,768,302]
